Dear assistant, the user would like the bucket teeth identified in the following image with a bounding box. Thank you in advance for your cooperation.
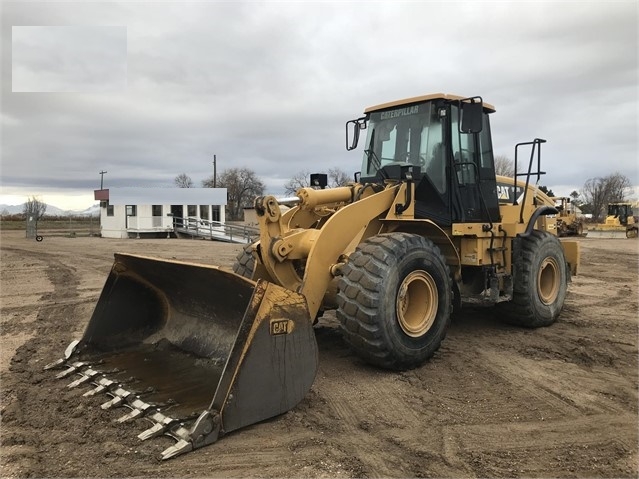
[117,408,144,423]
[44,340,80,370]
[55,361,87,379]
[67,375,92,388]
[138,412,177,441]
[47,354,213,460]
[44,358,66,370]
[67,368,99,388]
[117,397,152,423]
[160,439,192,461]
[83,377,115,397]
[101,386,132,409]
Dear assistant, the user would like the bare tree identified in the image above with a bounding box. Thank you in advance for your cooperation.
[175,173,193,188]
[23,196,47,220]
[582,172,632,222]
[204,168,265,220]
[328,167,351,187]
[494,155,514,177]
[283,170,312,196]
[284,168,351,196]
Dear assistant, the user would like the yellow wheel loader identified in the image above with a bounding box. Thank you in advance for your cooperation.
[588,203,638,238]
[46,93,580,459]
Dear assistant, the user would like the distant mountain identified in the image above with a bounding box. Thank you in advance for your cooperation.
[0,203,100,217]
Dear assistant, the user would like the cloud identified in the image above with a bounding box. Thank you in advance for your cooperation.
[1,1,637,209]
[12,26,127,92]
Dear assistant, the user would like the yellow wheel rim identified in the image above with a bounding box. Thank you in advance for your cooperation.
[538,257,560,305]
[396,270,438,337]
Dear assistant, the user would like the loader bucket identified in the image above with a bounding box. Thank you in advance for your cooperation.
[47,253,318,459]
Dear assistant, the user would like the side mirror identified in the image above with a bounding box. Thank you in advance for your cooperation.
[460,97,483,134]
[346,117,367,151]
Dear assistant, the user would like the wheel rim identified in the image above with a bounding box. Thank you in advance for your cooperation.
[538,257,560,305]
[396,270,438,337]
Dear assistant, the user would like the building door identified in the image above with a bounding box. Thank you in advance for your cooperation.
[152,205,162,227]
[171,205,183,227]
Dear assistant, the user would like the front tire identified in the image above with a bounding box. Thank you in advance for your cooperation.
[336,233,452,370]
[232,243,256,279]
[501,231,568,327]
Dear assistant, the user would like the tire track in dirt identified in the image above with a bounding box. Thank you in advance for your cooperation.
[0,247,88,477]
[441,413,636,477]
[304,321,475,477]
[479,350,630,415]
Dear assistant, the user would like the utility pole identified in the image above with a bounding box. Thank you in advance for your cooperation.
[99,170,108,189]
[213,155,217,188]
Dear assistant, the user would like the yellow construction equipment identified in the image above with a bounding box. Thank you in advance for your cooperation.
[46,93,580,459]
[588,202,638,238]
[552,196,586,237]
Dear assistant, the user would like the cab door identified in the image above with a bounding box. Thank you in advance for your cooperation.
[449,105,500,223]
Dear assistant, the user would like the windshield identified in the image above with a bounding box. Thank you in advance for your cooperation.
[361,102,446,192]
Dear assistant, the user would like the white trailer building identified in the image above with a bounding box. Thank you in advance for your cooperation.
[95,187,227,239]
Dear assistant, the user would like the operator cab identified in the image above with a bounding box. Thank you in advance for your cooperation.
[347,93,500,226]
[608,203,633,225]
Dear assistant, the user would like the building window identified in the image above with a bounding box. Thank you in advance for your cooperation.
[106,201,114,217]
[126,205,137,216]
[200,205,209,220]
[152,205,162,216]
[211,205,220,222]
[187,204,197,216]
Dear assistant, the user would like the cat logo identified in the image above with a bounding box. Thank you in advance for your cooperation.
[497,185,512,200]
[270,319,294,336]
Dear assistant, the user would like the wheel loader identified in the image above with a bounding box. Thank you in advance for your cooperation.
[552,196,586,237]
[588,202,638,238]
[46,93,580,460]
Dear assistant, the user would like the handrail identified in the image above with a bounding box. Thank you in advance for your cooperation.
[513,138,547,224]
[173,217,259,244]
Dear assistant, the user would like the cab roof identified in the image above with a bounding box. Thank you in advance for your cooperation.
[364,93,496,114]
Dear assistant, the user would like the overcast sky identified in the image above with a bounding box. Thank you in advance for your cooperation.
[1,1,637,210]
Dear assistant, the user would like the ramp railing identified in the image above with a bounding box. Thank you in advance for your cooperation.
[173,217,259,244]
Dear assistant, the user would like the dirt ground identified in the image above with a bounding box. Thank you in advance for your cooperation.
[1,230,637,478]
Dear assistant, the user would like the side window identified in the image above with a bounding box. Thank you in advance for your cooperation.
[420,106,445,194]
[126,205,137,216]
[451,107,495,184]
[450,107,477,185]
[478,114,495,170]
[187,205,197,216]
[379,124,398,161]
[106,201,114,217]
[152,205,162,216]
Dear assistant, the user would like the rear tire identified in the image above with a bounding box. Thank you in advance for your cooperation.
[336,233,452,370]
[500,231,568,327]
[232,243,256,279]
